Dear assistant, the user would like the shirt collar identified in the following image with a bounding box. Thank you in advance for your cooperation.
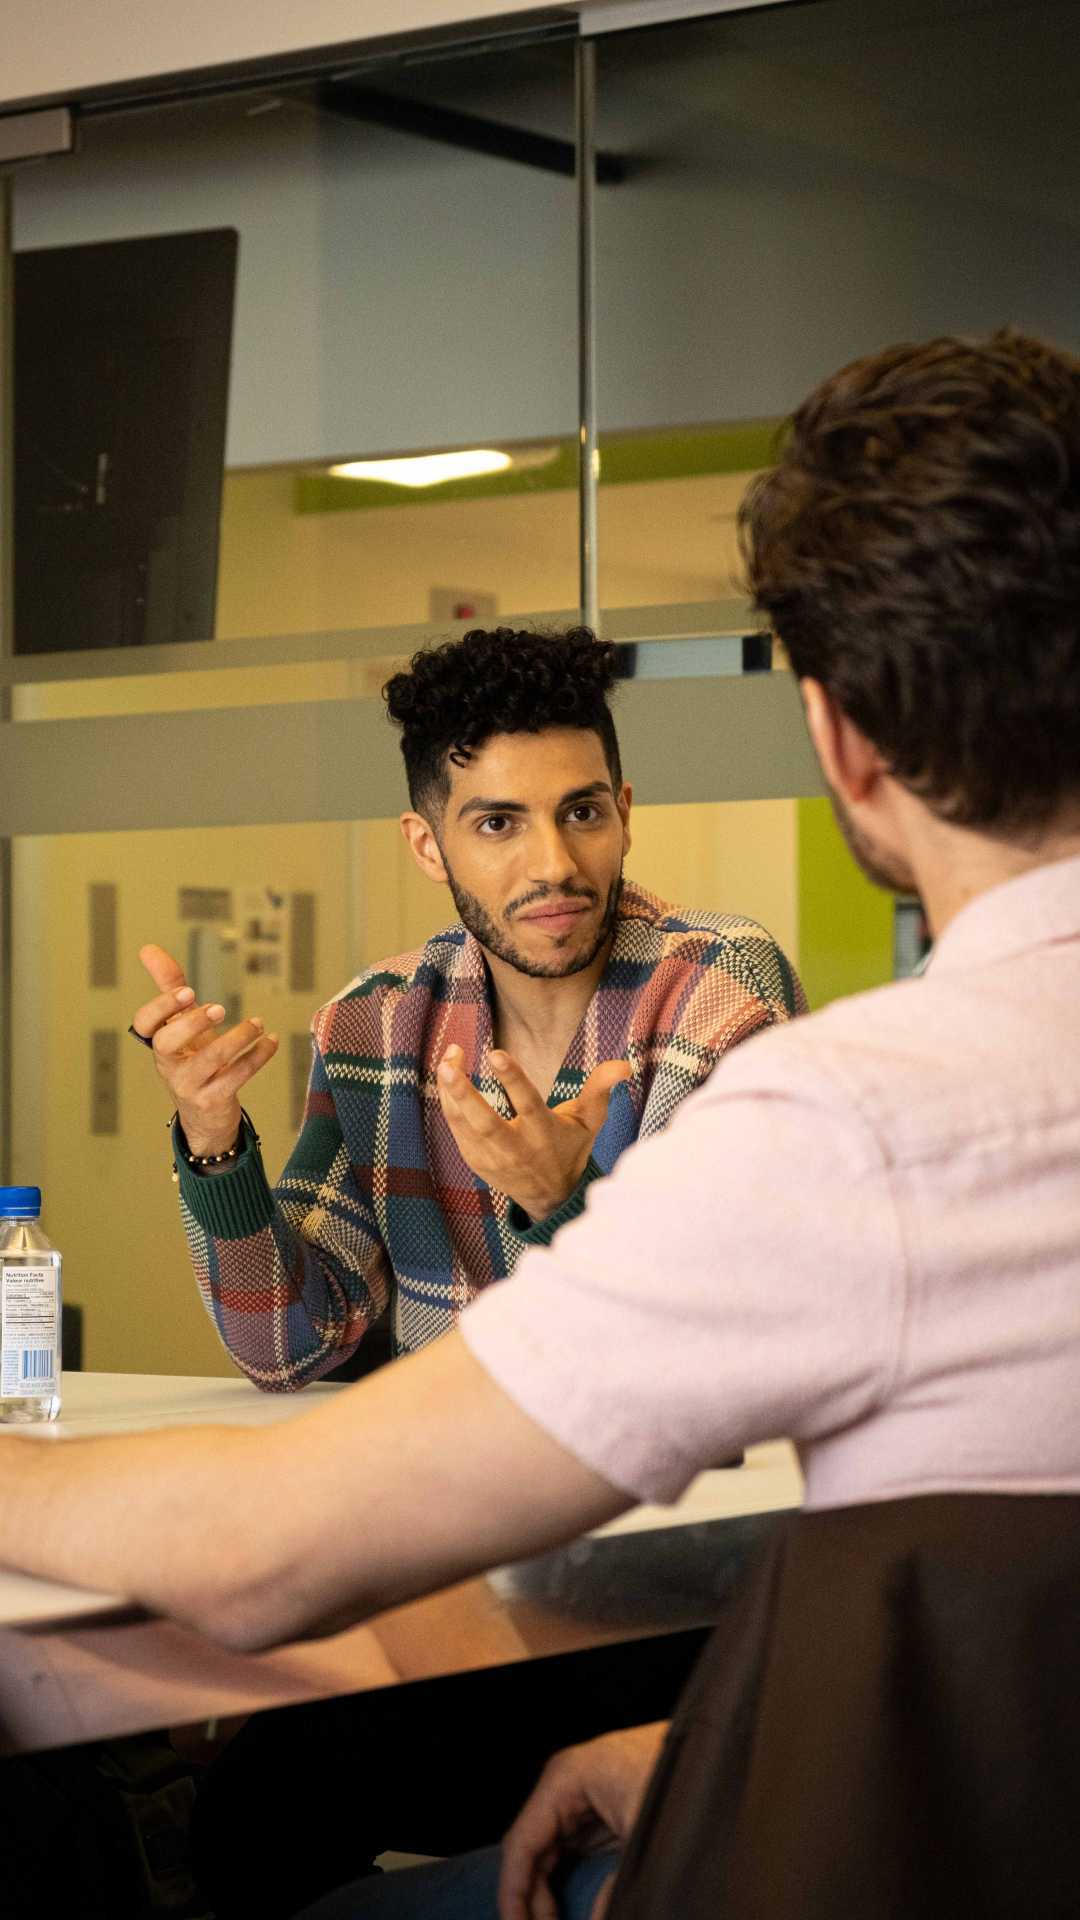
[926,851,1080,977]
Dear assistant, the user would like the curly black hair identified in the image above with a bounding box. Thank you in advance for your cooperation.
[384,626,624,814]
[740,327,1080,833]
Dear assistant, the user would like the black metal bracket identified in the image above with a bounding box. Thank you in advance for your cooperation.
[315,82,627,183]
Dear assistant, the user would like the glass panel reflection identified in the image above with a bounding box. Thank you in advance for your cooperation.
[595,0,1080,609]
[11,35,579,677]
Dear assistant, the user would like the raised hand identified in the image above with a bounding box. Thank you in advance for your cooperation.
[436,1045,631,1223]
[497,1722,667,1920]
[131,944,279,1158]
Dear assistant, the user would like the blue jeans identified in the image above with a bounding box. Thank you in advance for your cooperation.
[296,1845,620,1920]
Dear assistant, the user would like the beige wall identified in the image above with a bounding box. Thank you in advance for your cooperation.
[12,823,354,1375]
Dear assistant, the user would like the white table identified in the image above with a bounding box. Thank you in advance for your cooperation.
[0,1372,802,1755]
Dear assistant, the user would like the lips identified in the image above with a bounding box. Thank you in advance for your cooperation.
[520,901,592,932]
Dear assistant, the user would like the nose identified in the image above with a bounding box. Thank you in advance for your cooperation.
[526,820,578,889]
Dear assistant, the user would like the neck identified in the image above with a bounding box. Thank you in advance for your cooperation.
[897,794,1080,937]
[486,935,614,1056]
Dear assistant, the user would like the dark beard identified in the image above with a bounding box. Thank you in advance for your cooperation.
[828,791,917,895]
[445,865,624,979]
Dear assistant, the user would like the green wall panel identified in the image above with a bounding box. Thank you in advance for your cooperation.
[797,796,894,1011]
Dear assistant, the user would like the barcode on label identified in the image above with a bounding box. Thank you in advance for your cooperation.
[20,1350,53,1381]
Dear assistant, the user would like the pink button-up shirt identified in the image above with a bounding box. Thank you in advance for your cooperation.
[462,855,1080,1510]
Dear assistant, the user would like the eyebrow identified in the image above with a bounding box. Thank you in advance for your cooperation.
[457,781,614,821]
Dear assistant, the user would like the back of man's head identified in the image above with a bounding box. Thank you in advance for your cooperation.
[384,625,623,818]
[741,329,1080,834]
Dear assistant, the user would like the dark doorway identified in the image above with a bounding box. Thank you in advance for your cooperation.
[14,228,237,654]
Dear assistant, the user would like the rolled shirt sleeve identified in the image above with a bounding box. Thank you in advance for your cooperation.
[459,1026,906,1506]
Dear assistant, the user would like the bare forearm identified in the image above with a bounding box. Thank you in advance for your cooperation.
[0,1338,630,1652]
[0,1426,276,1635]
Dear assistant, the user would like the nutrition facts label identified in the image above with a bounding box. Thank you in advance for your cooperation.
[1,1263,58,1395]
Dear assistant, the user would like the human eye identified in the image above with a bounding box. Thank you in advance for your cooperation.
[477,813,516,836]
[565,803,602,826]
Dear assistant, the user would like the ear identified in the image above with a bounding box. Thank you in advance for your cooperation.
[617,781,633,857]
[399,811,449,886]
[800,679,884,806]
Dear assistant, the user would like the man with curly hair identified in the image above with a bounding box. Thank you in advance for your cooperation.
[128,623,804,1913]
[133,625,803,1387]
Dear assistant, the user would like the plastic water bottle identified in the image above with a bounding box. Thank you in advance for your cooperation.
[0,1187,62,1423]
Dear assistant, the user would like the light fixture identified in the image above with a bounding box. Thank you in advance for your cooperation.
[329,449,513,488]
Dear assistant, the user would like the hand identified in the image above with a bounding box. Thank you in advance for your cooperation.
[498,1722,668,1920]
[131,944,279,1157]
[436,1046,631,1221]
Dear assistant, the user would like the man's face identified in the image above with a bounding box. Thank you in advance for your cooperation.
[432,728,631,980]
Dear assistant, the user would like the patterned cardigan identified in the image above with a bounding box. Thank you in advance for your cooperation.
[176,883,805,1390]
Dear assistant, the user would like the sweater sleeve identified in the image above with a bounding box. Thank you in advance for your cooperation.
[504,1158,605,1248]
[176,1026,391,1392]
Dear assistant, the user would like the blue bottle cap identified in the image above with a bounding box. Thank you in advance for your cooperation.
[0,1186,42,1218]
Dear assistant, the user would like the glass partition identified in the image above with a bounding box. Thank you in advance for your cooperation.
[593,0,1080,611]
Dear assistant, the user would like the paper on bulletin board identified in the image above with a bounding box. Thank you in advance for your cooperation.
[239,886,287,993]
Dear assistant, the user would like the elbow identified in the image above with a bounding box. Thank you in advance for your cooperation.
[154,1491,318,1652]
[179,1561,313,1653]
[179,1535,396,1653]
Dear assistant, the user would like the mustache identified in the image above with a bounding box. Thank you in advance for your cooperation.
[506,883,599,920]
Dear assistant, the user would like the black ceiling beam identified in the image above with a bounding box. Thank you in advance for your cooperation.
[315,81,627,183]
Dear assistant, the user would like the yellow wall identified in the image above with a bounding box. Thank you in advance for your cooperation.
[12,823,354,1375]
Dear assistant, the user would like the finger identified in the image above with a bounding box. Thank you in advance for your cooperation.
[487,1050,546,1120]
[591,1878,617,1920]
[437,1051,505,1139]
[170,1018,268,1090]
[436,1082,504,1174]
[194,1033,278,1103]
[139,944,189,995]
[153,1002,230,1061]
[130,982,197,1041]
[499,1756,586,1920]
[528,1870,560,1920]
[498,1841,561,1920]
[568,1059,632,1135]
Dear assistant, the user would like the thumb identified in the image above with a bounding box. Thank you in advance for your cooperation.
[572,1059,632,1136]
[138,943,188,993]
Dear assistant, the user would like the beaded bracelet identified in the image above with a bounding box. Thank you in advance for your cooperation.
[170,1110,259,1181]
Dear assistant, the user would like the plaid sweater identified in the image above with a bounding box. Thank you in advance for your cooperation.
[177,883,805,1390]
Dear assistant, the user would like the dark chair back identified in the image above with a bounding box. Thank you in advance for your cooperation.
[609,1493,1080,1920]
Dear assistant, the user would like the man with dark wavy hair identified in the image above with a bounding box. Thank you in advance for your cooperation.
[133,624,802,1386]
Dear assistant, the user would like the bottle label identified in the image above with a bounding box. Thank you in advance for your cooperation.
[1,1264,59,1396]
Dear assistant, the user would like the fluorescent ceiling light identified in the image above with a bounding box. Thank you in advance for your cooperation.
[329,449,512,488]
